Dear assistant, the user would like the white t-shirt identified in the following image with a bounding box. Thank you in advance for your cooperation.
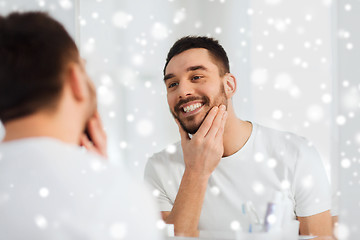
[145,122,331,231]
[0,137,163,240]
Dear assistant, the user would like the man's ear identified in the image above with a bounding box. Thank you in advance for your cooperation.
[66,63,86,102]
[224,73,237,99]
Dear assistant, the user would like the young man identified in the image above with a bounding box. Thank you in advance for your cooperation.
[145,36,332,237]
[0,12,162,239]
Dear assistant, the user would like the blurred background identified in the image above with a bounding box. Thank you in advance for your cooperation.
[0,0,359,238]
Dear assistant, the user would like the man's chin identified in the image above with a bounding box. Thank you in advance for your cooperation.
[176,113,208,134]
[179,121,201,135]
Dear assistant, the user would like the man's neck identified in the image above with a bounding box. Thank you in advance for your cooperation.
[222,111,253,157]
[2,112,81,145]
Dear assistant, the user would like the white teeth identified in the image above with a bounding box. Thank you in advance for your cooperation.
[183,103,202,113]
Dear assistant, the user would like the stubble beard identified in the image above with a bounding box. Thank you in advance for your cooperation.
[171,83,228,135]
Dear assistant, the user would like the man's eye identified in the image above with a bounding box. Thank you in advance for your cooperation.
[168,82,179,88]
[192,76,201,80]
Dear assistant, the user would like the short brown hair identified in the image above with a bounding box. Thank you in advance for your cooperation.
[164,36,230,76]
[0,11,79,123]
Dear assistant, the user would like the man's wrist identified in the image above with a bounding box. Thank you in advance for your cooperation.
[183,168,211,183]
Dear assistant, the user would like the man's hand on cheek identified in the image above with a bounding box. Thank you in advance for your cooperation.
[176,105,227,177]
[80,111,108,158]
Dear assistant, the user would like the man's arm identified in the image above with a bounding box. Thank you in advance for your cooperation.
[162,105,227,237]
[161,170,210,236]
[297,210,332,236]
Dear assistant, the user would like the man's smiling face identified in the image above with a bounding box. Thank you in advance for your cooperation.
[164,48,228,134]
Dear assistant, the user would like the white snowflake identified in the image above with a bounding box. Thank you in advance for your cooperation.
[265,0,282,5]
[126,114,134,122]
[156,220,166,230]
[274,73,293,90]
[215,27,222,34]
[131,54,144,66]
[230,220,241,231]
[39,188,49,198]
[251,69,268,86]
[341,158,351,169]
[100,74,113,87]
[273,19,289,32]
[355,132,360,145]
[338,29,350,39]
[322,0,332,7]
[272,110,283,120]
[267,214,277,224]
[119,141,128,149]
[267,158,277,168]
[109,222,127,239]
[37,0,46,7]
[144,81,152,88]
[58,0,72,9]
[34,215,48,229]
[247,8,254,16]
[83,38,95,53]
[336,115,346,126]
[342,87,359,110]
[252,182,264,195]
[97,86,115,105]
[281,180,290,190]
[136,119,154,136]
[322,93,332,103]
[344,4,352,11]
[112,11,133,29]
[346,43,354,50]
[153,189,160,197]
[302,175,313,188]
[210,186,220,196]
[306,105,324,122]
[91,12,99,19]
[151,22,169,40]
[90,160,104,171]
[79,17,87,26]
[334,223,350,239]
[166,144,177,154]
[195,21,202,28]
[173,8,186,24]
[254,153,265,162]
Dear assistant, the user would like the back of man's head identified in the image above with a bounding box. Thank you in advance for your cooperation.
[0,12,79,124]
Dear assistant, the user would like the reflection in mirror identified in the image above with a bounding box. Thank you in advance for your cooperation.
[78,0,338,238]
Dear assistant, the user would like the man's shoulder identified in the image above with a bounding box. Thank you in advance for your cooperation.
[252,122,318,164]
[146,141,184,172]
[0,137,123,181]
[254,122,310,148]
[150,141,182,160]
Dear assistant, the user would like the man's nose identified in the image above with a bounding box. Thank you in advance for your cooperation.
[177,81,193,99]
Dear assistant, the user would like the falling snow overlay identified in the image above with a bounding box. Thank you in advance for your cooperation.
[0,0,359,238]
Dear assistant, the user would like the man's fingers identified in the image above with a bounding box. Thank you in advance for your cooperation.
[195,106,219,137]
[88,118,105,146]
[86,115,108,158]
[206,105,226,138]
[175,119,190,141]
[80,133,96,152]
[94,111,106,139]
[215,111,227,140]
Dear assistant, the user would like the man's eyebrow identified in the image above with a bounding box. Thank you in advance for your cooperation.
[164,73,175,82]
[163,65,208,82]
[186,65,208,72]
